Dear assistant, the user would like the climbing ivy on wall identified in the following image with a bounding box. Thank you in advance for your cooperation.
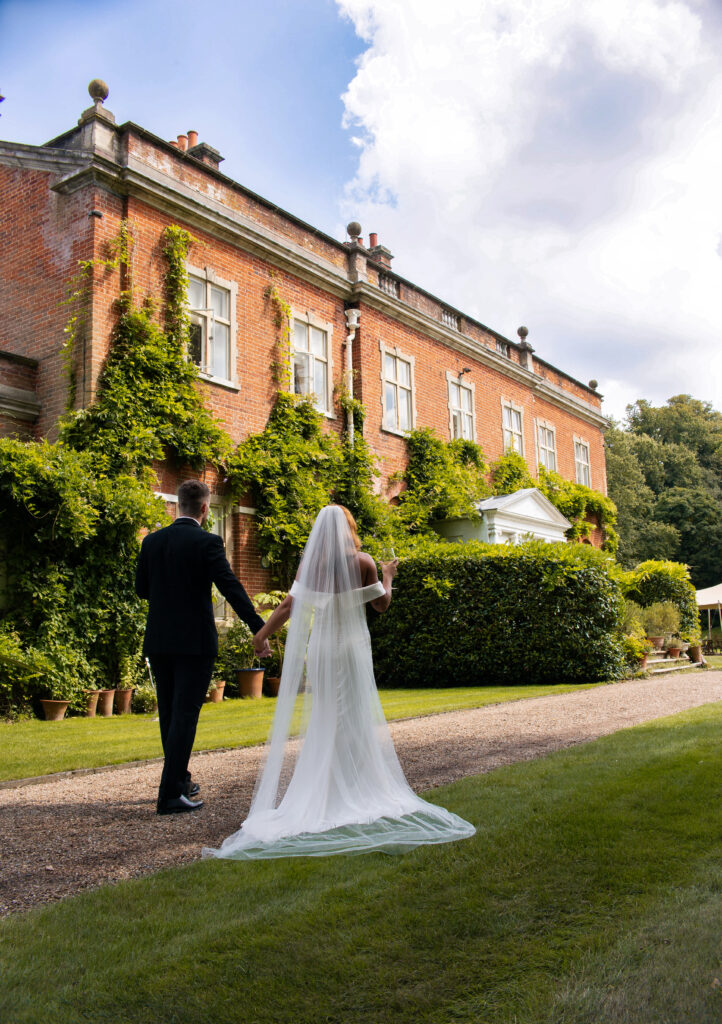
[226,392,342,586]
[60,224,230,475]
[395,428,490,533]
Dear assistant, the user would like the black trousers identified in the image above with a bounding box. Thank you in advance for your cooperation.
[149,653,215,803]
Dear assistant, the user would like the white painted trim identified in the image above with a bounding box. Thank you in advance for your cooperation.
[186,263,238,385]
[446,370,476,442]
[379,339,416,434]
[500,397,525,456]
[534,416,557,474]
[573,434,591,488]
[290,307,334,416]
[233,504,257,515]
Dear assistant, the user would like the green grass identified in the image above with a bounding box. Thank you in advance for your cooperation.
[0,683,601,781]
[1,703,720,1024]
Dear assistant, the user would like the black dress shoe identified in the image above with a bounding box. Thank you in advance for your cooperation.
[186,782,200,797]
[157,794,204,815]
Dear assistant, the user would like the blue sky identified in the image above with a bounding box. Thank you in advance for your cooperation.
[2,0,722,422]
[0,0,362,231]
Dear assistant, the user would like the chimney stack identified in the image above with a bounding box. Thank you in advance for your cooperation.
[187,130,198,148]
[368,232,394,269]
[177,134,188,151]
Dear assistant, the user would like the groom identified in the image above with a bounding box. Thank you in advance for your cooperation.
[135,480,270,815]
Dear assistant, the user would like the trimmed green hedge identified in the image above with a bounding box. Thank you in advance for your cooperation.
[621,560,699,638]
[370,541,625,686]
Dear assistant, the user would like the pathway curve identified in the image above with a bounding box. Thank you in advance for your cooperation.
[2,672,721,916]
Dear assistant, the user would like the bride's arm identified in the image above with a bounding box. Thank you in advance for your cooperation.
[252,594,293,655]
[360,552,398,613]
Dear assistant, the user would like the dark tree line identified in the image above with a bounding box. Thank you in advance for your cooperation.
[606,395,722,588]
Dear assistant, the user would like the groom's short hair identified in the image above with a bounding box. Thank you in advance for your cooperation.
[177,480,210,518]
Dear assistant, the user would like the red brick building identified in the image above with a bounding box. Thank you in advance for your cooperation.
[0,82,609,594]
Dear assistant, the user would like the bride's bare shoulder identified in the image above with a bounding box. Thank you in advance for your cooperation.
[357,551,378,583]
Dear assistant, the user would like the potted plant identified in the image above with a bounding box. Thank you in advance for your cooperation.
[39,673,78,722]
[37,640,88,720]
[113,654,136,714]
[640,602,680,650]
[114,685,134,714]
[685,637,704,663]
[621,631,652,673]
[206,678,226,703]
[215,620,264,699]
[253,591,288,697]
[664,635,683,659]
[83,688,101,717]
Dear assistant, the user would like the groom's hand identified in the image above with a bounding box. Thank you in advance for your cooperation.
[253,635,272,659]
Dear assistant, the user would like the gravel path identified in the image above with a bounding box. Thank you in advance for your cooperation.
[2,672,721,917]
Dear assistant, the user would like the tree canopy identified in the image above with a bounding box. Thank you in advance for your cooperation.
[606,395,722,587]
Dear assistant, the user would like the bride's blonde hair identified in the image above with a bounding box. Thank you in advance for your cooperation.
[336,505,362,551]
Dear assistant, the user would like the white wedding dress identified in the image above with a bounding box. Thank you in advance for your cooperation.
[202,506,475,860]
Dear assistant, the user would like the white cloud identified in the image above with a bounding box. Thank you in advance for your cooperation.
[336,0,722,422]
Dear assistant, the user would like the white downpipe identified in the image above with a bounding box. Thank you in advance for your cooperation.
[344,308,360,445]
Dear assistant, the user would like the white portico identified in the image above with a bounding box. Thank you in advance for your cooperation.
[433,488,572,545]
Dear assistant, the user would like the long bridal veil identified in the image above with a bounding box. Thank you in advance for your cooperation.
[202,505,475,860]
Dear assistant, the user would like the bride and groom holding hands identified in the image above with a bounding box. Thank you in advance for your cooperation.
[136,479,474,858]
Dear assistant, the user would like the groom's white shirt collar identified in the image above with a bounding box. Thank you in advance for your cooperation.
[175,516,201,526]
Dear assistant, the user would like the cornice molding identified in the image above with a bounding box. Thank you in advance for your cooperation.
[0,384,41,422]
[6,141,608,431]
[0,141,92,175]
[51,156,353,300]
[352,283,608,429]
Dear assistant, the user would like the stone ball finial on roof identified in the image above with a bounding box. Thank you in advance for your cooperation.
[517,325,529,340]
[588,379,598,390]
[88,79,109,104]
[347,221,362,240]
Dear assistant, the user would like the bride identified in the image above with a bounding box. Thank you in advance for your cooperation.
[202,505,475,860]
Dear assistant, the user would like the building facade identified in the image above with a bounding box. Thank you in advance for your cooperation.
[0,82,609,593]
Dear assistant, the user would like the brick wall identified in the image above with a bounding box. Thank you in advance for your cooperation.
[0,165,93,437]
[353,303,606,498]
[0,118,609,559]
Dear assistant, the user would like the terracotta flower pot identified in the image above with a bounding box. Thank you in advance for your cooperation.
[639,654,648,670]
[209,681,226,703]
[237,668,264,699]
[264,676,281,697]
[688,644,703,663]
[96,689,115,717]
[84,689,100,717]
[666,647,682,659]
[40,698,69,721]
[114,688,134,714]
[646,636,664,651]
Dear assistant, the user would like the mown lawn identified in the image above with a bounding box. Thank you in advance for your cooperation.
[0,683,602,781]
[1,703,720,1024]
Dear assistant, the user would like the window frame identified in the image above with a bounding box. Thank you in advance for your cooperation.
[501,399,525,455]
[209,500,232,621]
[186,264,238,389]
[536,418,557,473]
[574,436,591,487]
[289,309,334,416]
[446,370,476,441]
[379,341,416,436]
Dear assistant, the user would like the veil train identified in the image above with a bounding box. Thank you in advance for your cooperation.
[202,506,475,860]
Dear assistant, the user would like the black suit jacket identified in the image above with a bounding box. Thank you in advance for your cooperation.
[135,518,265,657]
